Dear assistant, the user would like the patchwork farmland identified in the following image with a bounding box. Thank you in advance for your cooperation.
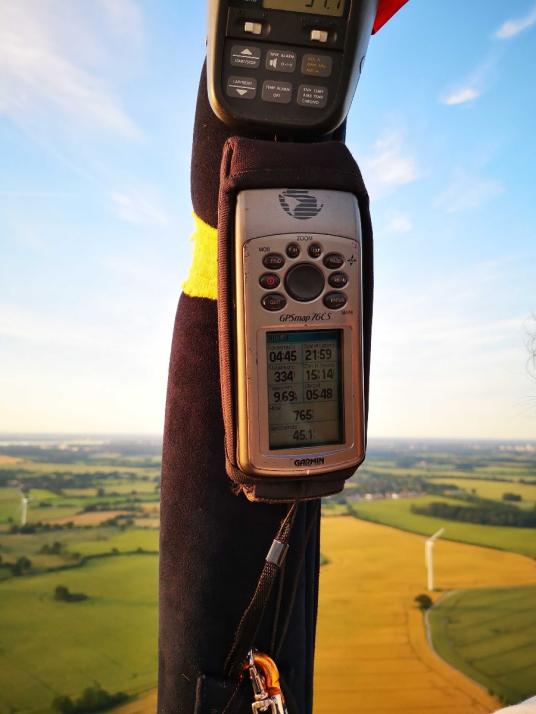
[0,437,535,713]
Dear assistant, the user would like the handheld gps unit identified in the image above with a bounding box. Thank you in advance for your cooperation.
[234,188,365,478]
[207,0,378,136]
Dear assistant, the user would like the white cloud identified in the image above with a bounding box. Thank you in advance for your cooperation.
[441,87,480,106]
[0,1,142,137]
[495,4,536,39]
[97,0,144,43]
[360,134,419,200]
[111,191,169,227]
[387,214,413,234]
[435,173,504,213]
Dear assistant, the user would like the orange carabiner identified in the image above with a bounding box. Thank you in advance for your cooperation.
[243,650,288,714]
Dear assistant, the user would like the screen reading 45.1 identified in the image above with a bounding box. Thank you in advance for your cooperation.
[263,0,345,18]
[266,330,343,450]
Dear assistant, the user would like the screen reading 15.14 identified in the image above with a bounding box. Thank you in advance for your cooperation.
[266,330,343,450]
[263,0,345,18]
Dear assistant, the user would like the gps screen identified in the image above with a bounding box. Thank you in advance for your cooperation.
[266,330,343,450]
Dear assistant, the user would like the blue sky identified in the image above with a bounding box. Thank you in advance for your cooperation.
[0,0,535,439]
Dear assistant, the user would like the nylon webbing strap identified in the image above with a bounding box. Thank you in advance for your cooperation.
[224,503,298,680]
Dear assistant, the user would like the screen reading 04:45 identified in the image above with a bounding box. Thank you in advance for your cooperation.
[263,0,345,18]
[266,330,343,450]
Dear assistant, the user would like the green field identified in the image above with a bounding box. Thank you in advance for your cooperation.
[428,476,536,506]
[429,585,536,705]
[0,554,158,714]
[346,496,536,558]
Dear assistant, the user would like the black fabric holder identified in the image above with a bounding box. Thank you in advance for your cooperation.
[217,137,374,503]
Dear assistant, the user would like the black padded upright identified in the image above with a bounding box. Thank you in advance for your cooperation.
[158,66,325,714]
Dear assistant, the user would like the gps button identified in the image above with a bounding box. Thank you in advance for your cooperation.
[323,253,345,269]
[285,263,325,302]
[262,293,287,311]
[263,253,285,270]
[259,273,281,290]
[324,292,347,310]
[328,271,348,288]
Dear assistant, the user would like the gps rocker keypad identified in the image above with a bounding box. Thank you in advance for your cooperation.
[259,242,349,312]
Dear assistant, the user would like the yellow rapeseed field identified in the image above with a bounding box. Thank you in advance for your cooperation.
[315,516,536,714]
[115,515,536,714]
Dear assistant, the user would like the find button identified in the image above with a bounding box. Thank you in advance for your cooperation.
[262,293,287,311]
[263,253,285,270]
[324,292,347,310]
[323,253,345,269]
[259,273,280,290]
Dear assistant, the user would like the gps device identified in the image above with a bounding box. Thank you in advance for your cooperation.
[234,188,365,478]
[207,0,378,136]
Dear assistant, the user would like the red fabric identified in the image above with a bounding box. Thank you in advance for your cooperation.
[373,0,409,33]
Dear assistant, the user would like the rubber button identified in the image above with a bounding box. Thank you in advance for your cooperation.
[259,273,281,290]
[262,293,287,311]
[262,253,285,270]
[286,243,300,259]
[266,49,296,73]
[328,271,348,289]
[323,253,344,269]
[285,263,325,302]
[323,292,347,310]
[308,243,322,259]
[231,46,261,70]
[226,76,257,100]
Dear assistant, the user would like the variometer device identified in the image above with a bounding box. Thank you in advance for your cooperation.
[207,0,378,136]
[234,188,364,478]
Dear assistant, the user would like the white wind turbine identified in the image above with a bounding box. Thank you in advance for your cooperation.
[425,528,445,592]
[20,490,30,526]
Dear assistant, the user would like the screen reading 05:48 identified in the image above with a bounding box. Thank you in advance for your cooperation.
[266,330,343,450]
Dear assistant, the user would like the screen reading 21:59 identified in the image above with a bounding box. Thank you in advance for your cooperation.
[266,330,343,450]
[263,0,345,18]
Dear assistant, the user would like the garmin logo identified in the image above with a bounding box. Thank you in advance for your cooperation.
[295,457,325,467]
[278,189,324,220]
[280,313,331,323]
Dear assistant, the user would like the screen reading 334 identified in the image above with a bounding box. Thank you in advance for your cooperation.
[267,330,343,449]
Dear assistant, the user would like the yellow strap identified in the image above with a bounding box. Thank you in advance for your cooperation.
[182,213,218,301]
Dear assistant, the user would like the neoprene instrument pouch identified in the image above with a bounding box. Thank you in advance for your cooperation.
[217,137,373,503]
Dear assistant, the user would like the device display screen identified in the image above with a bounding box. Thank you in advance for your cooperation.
[263,0,345,18]
[266,330,343,450]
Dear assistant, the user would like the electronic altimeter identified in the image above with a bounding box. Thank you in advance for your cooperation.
[234,188,365,478]
[207,0,378,136]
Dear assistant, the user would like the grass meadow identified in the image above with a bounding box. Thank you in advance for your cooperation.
[0,554,158,714]
[429,585,536,705]
[347,496,536,558]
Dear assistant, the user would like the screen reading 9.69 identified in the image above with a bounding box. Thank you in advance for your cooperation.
[266,330,343,450]
[263,0,345,18]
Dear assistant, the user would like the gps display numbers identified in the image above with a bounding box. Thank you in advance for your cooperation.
[266,330,343,449]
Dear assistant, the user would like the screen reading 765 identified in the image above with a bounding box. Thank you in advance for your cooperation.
[266,330,343,450]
